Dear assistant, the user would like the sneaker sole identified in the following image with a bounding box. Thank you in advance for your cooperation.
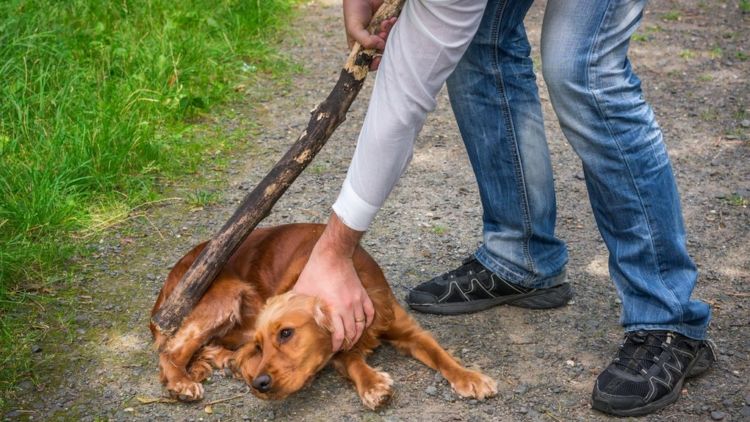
[407,282,574,315]
[591,341,716,417]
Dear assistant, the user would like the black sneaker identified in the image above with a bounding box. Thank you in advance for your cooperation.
[592,330,717,417]
[406,256,573,315]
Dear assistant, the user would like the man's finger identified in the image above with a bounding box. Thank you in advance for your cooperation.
[342,309,358,351]
[363,294,375,328]
[351,29,385,50]
[352,304,367,345]
[369,55,382,71]
[379,17,397,41]
[331,314,346,352]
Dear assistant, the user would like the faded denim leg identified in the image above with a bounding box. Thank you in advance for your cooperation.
[541,0,710,339]
[447,0,568,288]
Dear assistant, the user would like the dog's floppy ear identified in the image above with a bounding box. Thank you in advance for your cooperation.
[312,298,333,333]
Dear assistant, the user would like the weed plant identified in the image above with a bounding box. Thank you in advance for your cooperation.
[0,0,295,401]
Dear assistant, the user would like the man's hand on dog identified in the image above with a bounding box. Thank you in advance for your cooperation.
[294,213,375,352]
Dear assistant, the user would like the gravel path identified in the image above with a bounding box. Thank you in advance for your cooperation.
[4,1,748,421]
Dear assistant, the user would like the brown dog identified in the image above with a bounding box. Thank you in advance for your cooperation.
[151,224,497,409]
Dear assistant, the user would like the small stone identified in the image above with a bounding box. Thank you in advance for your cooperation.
[514,384,529,395]
[566,360,575,367]
[702,405,711,411]
[123,407,135,413]
[745,393,750,405]
[425,385,438,396]
[710,410,726,420]
[31,345,42,353]
[741,406,750,418]
[574,172,585,180]
[518,406,528,414]
[740,119,750,128]
[442,391,454,402]
[469,400,478,405]
[433,372,444,383]
[722,398,733,407]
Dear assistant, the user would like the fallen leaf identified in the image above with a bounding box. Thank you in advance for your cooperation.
[136,396,178,405]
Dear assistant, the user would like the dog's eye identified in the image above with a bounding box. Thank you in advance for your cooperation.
[255,343,262,353]
[278,328,294,342]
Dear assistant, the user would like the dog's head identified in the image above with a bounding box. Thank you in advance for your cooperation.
[233,291,334,400]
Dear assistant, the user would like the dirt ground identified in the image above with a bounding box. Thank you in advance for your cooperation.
[3,0,748,421]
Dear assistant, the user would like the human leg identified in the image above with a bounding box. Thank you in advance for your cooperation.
[406,0,573,314]
[447,0,568,286]
[541,0,710,339]
[541,0,713,415]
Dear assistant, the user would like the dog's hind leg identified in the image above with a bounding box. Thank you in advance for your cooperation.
[332,351,394,410]
[382,305,497,400]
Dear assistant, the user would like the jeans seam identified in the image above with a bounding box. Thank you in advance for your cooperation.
[490,0,535,280]
[587,0,683,325]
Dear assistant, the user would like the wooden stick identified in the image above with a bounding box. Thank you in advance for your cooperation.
[151,0,406,335]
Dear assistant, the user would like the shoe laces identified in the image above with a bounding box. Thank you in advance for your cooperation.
[612,331,672,375]
[437,257,486,281]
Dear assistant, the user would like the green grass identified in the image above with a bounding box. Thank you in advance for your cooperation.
[741,0,750,13]
[662,10,682,21]
[431,224,448,235]
[0,0,296,404]
[726,193,748,207]
[309,162,331,175]
[679,49,696,60]
[187,189,222,208]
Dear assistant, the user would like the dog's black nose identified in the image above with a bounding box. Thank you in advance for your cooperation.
[252,373,272,393]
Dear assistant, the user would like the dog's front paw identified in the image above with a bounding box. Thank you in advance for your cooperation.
[167,379,205,402]
[359,371,394,410]
[449,370,497,400]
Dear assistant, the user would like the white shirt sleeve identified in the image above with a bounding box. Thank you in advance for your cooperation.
[332,0,487,231]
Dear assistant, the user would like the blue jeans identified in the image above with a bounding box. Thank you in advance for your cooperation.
[446,0,710,340]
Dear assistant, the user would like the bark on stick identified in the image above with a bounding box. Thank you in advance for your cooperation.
[151,0,406,335]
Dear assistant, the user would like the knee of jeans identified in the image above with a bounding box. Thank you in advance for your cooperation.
[541,51,583,101]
